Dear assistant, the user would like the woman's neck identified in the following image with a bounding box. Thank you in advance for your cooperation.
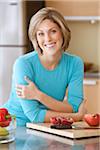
[39,51,63,70]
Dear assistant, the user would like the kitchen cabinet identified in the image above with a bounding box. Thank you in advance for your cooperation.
[45,0,100,16]
[83,78,100,113]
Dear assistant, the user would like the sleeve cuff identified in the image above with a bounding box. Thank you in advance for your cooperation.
[38,109,47,123]
[72,105,78,113]
[25,108,47,123]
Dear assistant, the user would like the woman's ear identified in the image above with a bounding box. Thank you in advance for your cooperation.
[33,39,43,55]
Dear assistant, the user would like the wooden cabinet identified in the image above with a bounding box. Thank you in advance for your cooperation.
[45,0,100,16]
[83,78,100,113]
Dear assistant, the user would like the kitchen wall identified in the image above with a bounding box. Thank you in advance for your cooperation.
[67,20,100,69]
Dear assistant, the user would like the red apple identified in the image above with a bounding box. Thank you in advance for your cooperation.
[84,113,100,126]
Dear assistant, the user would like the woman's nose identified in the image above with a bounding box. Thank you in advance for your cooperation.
[45,33,51,42]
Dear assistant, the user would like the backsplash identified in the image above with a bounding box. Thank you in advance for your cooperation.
[67,20,100,69]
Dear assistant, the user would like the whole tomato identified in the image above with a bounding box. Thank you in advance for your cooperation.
[0,108,12,127]
[0,108,8,116]
[0,120,11,127]
[84,113,100,126]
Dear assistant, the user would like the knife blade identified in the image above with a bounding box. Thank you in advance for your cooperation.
[72,125,100,130]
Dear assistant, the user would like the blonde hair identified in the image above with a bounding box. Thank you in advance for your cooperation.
[28,7,71,54]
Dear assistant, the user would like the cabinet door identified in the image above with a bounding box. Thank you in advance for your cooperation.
[84,79,100,113]
[45,0,100,16]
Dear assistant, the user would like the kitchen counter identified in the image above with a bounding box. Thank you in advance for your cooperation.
[0,127,99,150]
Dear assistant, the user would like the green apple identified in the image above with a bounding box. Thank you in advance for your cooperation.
[0,127,9,136]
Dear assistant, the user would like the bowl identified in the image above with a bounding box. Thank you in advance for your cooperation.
[0,116,16,144]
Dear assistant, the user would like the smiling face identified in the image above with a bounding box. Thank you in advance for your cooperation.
[36,19,63,57]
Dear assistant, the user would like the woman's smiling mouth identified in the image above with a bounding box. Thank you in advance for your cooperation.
[44,42,56,48]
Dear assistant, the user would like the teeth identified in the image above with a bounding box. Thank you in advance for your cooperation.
[45,43,55,48]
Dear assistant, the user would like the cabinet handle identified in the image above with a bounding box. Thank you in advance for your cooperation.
[9,2,18,6]
[83,80,97,85]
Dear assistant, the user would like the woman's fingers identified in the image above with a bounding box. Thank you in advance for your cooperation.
[16,90,22,97]
[16,87,22,93]
[16,84,24,90]
[15,84,25,98]
[15,77,36,99]
[16,89,26,99]
[16,91,22,97]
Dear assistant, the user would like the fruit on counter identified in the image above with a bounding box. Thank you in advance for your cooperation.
[0,127,9,136]
[50,116,74,126]
[0,108,12,127]
[84,113,100,126]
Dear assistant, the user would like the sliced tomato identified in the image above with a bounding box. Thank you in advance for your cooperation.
[50,116,74,126]
[61,117,73,125]
[50,117,61,125]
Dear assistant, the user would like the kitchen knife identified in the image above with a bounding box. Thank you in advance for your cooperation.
[72,125,100,130]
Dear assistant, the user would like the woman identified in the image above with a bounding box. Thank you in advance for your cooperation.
[2,7,86,126]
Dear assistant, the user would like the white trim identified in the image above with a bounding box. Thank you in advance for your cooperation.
[64,16,100,21]
[83,79,97,85]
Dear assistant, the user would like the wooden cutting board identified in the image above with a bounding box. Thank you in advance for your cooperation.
[26,121,100,139]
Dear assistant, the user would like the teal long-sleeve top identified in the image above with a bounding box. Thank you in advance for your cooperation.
[2,51,84,126]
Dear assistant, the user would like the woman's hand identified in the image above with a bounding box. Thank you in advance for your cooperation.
[16,76,40,100]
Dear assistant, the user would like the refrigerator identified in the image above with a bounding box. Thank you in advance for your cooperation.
[0,1,27,106]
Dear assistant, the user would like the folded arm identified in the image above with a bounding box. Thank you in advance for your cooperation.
[16,76,73,113]
[44,99,87,122]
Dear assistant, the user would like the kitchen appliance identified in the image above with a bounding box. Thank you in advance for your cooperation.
[0,1,45,106]
[0,1,27,105]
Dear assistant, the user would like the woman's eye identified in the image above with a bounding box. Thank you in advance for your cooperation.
[51,30,57,33]
[37,33,44,36]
